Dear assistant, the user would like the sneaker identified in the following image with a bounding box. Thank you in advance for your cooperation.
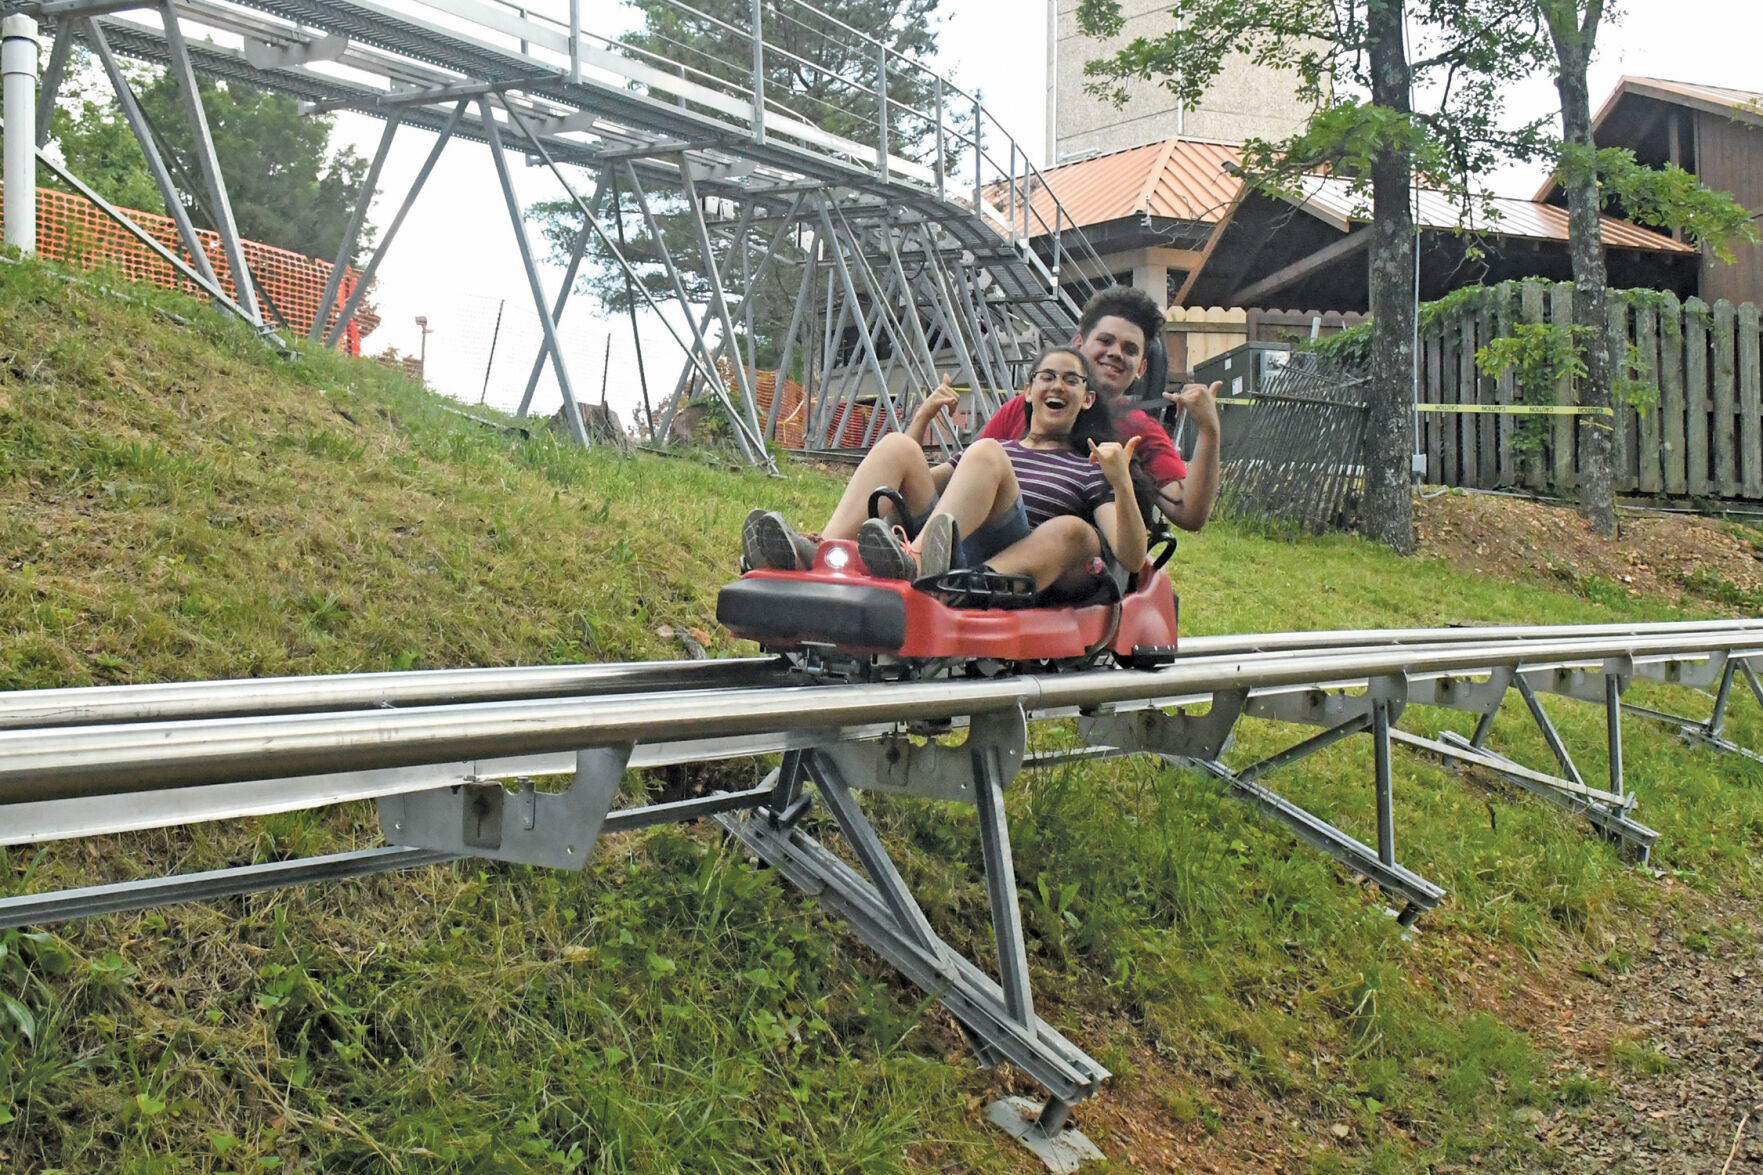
[915,512,959,581]
[857,516,918,579]
[742,509,818,571]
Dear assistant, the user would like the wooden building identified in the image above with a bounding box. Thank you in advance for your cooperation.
[1537,77,1763,305]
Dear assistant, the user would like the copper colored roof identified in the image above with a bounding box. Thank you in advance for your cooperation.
[1296,176,1694,253]
[1004,137,1243,237]
[1604,76,1763,129]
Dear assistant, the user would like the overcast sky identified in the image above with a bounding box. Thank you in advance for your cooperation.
[330,1,1763,427]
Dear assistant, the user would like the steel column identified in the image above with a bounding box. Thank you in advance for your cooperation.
[326,101,469,347]
[480,97,591,446]
[311,110,401,344]
[83,19,221,290]
[676,159,768,454]
[158,2,259,322]
[516,219,592,418]
[33,16,67,147]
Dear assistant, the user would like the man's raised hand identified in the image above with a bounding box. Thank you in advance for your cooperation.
[1163,380,1223,436]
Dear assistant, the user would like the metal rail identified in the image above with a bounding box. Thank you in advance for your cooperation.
[2,621,1760,1165]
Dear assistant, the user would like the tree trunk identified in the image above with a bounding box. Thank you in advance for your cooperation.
[1362,0,1416,553]
[1551,5,1618,537]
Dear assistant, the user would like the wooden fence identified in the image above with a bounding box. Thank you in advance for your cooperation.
[1416,281,1763,502]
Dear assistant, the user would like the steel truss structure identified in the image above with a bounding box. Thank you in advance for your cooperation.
[2,620,1762,1166]
[1,0,1112,462]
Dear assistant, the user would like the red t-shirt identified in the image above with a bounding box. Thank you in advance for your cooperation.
[978,395,1188,485]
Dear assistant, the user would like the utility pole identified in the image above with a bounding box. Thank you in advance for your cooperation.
[415,315,432,386]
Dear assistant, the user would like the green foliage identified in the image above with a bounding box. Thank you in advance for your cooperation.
[48,51,374,265]
[1310,320,1374,369]
[1593,147,1762,263]
[1075,0,1552,201]
[1476,321,1583,453]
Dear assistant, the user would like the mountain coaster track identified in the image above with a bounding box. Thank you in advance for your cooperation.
[3,619,1762,1163]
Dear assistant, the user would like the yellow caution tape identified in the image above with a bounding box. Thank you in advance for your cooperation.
[1212,397,1613,417]
[1414,404,1614,417]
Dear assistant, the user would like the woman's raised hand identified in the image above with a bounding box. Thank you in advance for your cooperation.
[1086,434,1141,483]
[922,375,960,418]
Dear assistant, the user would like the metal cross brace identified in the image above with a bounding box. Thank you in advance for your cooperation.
[1621,651,1763,767]
[715,709,1112,1167]
[1080,678,1444,926]
[1397,662,1660,859]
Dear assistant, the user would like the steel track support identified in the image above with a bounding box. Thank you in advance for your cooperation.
[311,109,401,344]
[765,237,818,440]
[158,1,259,324]
[619,162,770,466]
[325,100,468,348]
[1621,654,1763,765]
[677,159,769,453]
[912,220,987,416]
[1084,681,1445,924]
[82,18,222,291]
[717,712,1110,1166]
[516,209,593,418]
[33,146,253,321]
[34,18,68,147]
[816,202,906,436]
[481,96,590,448]
[494,108,749,457]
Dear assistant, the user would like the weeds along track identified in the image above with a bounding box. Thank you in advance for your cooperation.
[2,618,1762,1158]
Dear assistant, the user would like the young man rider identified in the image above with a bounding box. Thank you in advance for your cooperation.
[978,285,1220,532]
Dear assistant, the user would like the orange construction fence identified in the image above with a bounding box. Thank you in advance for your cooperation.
[0,181,379,352]
[730,363,874,449]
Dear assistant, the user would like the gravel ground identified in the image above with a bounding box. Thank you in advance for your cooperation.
[1516,895,1763,1173]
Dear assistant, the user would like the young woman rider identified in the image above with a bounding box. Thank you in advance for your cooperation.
[742,346,1155,604]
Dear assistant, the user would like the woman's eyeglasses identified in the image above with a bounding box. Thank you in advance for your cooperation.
[1030,369,1088,389]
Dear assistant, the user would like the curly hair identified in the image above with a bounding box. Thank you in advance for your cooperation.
[1075,285,1165,351]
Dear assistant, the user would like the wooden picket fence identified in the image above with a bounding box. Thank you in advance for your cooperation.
[1416,281,1763,502]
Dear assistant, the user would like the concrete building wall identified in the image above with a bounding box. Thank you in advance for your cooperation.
[1047,0,1312,162]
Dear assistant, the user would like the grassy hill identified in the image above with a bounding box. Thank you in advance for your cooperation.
[0,256,1760,1174]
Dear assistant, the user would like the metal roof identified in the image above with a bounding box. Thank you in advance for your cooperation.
[1009,138,1243,236]
[1295,176,1694,253]
[1602,76,1763,130]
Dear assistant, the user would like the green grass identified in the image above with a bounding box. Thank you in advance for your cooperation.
[0,256,1760,1172]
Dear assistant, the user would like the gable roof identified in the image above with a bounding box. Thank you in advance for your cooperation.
[1602,76,1763,129]
[1010,137,1244,234]
[1535,76,1763,201]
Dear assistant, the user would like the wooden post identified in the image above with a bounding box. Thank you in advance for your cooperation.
[1496,284,1517,487]
[1684,297,1710,496]
[1659,292,1686,495]
[1550,282,1576,490]
[1608,298,1634,493]
[1741,301,1762,500]
[1635,302,1662,494]
[1440,306,1458,486]
[1422,317,1441,483]
[1477,293,1498,488]
[1458,305,1478,488]
[1712,300,1737,498]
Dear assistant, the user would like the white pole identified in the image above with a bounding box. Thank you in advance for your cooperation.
[2,14,40,255]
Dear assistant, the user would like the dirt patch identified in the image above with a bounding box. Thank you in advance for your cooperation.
[1511,890,1763,1174]
[1415,493,1763,606]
